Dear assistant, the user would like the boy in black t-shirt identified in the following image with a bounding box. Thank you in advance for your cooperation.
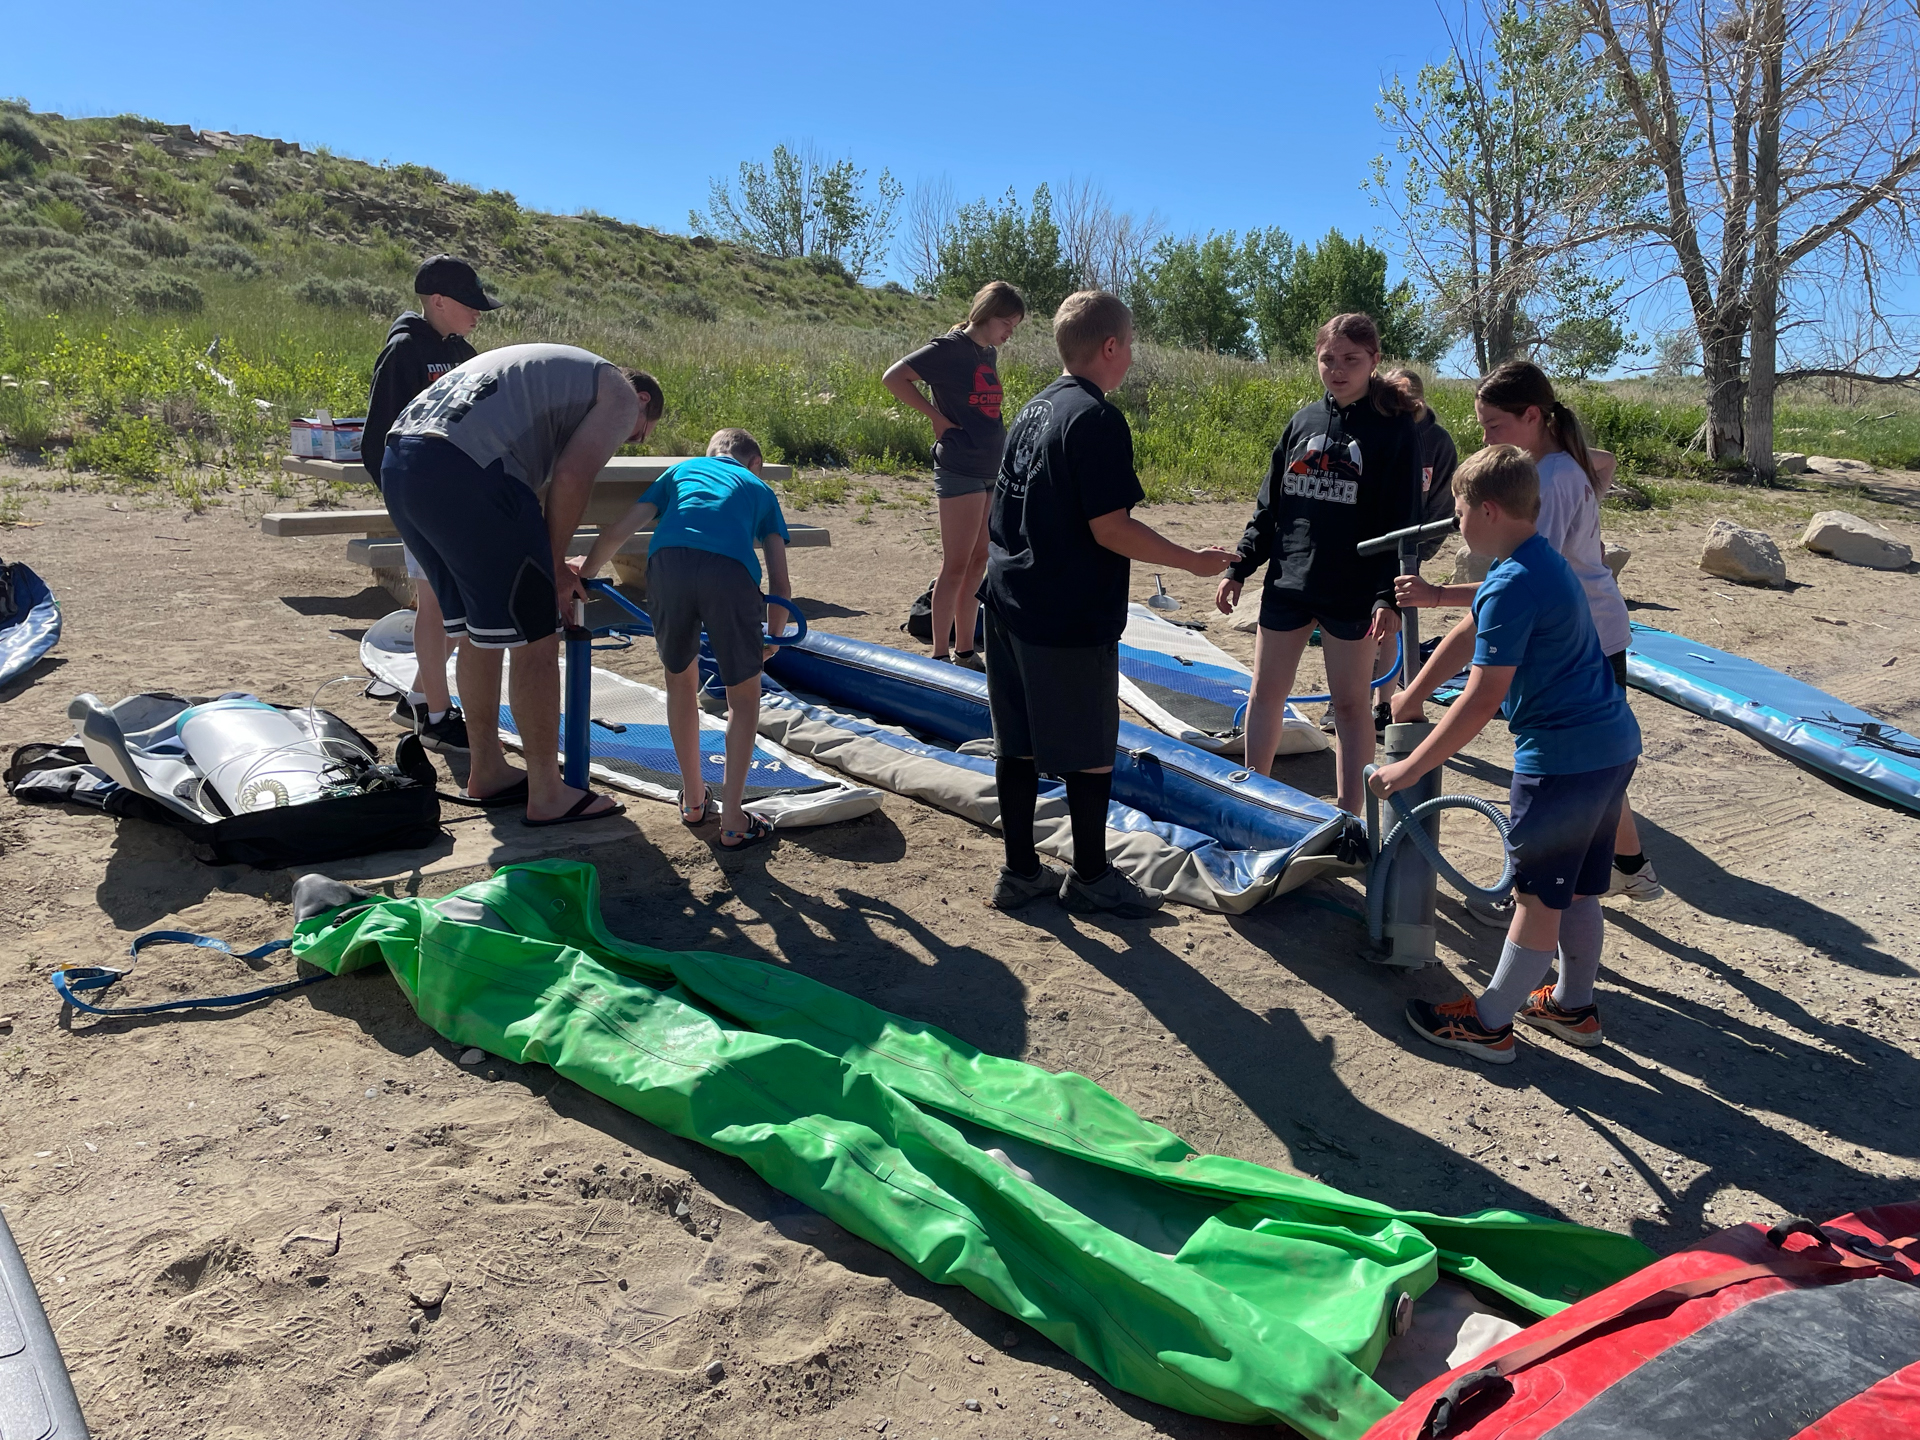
[984,291,1235,917]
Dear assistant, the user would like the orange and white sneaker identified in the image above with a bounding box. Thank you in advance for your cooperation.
[1404,994,1516,1065]
[1517,985,1604,1048]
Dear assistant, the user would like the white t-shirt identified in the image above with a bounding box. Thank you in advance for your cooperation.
[1534,451,1630,655]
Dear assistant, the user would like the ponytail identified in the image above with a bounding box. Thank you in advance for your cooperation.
[1366,373,1419,418]
[1477,360,1601,497]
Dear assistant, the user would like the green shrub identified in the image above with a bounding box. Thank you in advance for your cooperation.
[205,199,265,242]
[0,141,36,182]
[0,250,122,309]
[130,271,204,314]
[67,413,173,479]
[124,215,191,257]
[292,275,402,312]
[33,199,87,235]
[0,384,54,451]
[192,240,261,277]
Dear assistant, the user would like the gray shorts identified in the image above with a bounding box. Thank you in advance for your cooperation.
[983,605,1119,774]
[648,547,765,688]
[933,468,994,500]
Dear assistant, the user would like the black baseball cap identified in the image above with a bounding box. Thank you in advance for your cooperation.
[413,255,503,311]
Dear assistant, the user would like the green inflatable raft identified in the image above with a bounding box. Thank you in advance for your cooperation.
[291,861,1651,1437]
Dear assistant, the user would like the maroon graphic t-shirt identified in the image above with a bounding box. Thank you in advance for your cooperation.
[901,330,1006,480]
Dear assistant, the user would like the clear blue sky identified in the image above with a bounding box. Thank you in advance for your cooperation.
[4,0,1450,280]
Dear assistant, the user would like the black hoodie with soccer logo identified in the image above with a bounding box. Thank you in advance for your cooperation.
[1227,391,1422,622]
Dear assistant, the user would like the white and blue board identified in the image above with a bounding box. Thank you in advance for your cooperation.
[1118,604,1328,758]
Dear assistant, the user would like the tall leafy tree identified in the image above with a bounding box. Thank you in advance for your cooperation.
[1130,232,1254,355]
[1371,0,1656,375]
[933,184,1078,314]
[692,143,903,281]
[1245,229,1444,363]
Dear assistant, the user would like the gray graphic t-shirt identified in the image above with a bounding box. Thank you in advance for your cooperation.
[388,342,612,492]
[901,331,1006,480]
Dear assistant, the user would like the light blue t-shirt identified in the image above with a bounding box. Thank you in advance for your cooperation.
[640,457,790,586]
[1472,532,1641,776]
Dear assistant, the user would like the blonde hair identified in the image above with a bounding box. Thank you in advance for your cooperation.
[1453,443,1540,520]
[706,427,762,463]
[1315,313,1417,417]
[1053,290,1132,367]
[962,280,1027,331]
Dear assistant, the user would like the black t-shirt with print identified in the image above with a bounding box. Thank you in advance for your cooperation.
[902,330,1006,479]
[1414,408,1461,561]
[985,374,1146,647]
[1228,391,1422,619]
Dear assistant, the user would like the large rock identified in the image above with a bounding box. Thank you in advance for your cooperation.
[1451,547,1492,584]
[1603,543,1630,579]
[1806,455,1873,476]
[1700,520,1788,587]
[1773,452,1810,474]
[1800,510,1912,570]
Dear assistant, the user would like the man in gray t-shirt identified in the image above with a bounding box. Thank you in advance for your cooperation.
[381,343,665,825]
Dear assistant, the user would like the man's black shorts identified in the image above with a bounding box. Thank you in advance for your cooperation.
[983,605,1118,775]
[382,435,557,649]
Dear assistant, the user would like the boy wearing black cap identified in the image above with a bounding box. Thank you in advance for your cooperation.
[363,256,505,753]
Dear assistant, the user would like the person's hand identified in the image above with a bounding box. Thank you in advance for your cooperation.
[1395,574,1443,608]
[556,562,590,617]
[1215,576,1243,615]
[1368,759,1416,800]
[931,414,958,438]
[564,555,593,578]
[1187,546,1236,578]
[1368,606,1402,642]
[1390,690,1425,725]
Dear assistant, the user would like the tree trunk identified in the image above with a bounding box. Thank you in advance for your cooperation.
[1746,0,1786,483]
[1700,323,1747,463]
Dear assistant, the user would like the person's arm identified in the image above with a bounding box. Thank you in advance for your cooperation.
[762,533,792,639]
[574,500,658,578]
[1396,575,1481,608]
[1087,510,1236,575]
[546,367,643,610]
[1369,661,1515,798]
[1389,611,1479,722]
[361,340,420,483]
[881,357,957,437]
[1591,447,1617,497]
[1216,445,1282,612]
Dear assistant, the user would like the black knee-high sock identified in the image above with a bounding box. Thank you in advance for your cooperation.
[995,757,1039,875]
[1064,771,1113,881]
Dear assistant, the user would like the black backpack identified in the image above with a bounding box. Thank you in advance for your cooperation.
[902,580,986,648]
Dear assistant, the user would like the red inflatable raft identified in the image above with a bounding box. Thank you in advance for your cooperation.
[1367,1203,1920,1440]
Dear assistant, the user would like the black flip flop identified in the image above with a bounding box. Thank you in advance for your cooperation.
[522,792,626,828]
[718,812,775,851]
[457,777,529,809]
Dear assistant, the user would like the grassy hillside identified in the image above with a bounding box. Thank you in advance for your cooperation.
[2,101,1916,511]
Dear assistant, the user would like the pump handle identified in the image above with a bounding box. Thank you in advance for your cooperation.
[1356,516,1458,557]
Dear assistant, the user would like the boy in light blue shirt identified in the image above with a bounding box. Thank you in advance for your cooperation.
[1371,445,1641,1065]
[574,428,791,850]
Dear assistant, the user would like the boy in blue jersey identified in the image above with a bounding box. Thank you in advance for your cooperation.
[1370,445,1641,1065]
[573,428,791,851]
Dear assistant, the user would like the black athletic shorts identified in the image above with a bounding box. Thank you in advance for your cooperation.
[1258,592,1374,643]
[1506,760,1636,909]
[983,605,1118,775]
[648,546,766,688]
[382,435,556,649]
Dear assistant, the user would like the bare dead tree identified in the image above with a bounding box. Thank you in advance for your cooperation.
[1056,176,1165,299]
[1579,0,1920,476]
[901,177,956,294]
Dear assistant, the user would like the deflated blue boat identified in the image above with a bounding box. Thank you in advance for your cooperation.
[1626,622,1920,813]
[0,559,60,690]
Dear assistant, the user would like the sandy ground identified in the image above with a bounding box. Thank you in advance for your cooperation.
[1,463,1917,1440]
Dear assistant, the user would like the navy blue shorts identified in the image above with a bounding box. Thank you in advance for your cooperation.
[1506,760,1636,909]
[381,435,558,649]
[1258,592,1374,643]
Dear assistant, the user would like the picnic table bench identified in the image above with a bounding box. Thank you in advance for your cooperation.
[264,455,828,602]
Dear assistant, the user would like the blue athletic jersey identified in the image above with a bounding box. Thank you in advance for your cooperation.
[640,457,790,586]
[1472,532,1641,775]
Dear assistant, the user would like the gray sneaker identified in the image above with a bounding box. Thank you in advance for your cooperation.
[988,861,1066,911]
[1059,864,1163,917]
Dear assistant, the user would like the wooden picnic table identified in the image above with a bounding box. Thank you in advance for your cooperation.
[264,455,827,602]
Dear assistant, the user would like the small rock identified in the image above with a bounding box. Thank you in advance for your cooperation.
[1229,601,1260,634]
[1800,510,1911,570]
[400,1253,451,1308]
[1773,451,1810,474]
[1451,546,1492,584]
[964,1399,983,1412]
[1602,543,1630,579]
[542,1165,559,1178]
[0,1014,15,1032]
[967,1353,985,1365]
[705,1360,726,1383]
[1806,455,1872,475]
[1700,519,1787,587]
[459,1048,485,1066]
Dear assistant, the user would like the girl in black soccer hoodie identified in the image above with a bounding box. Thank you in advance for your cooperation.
[1215,313,1421,814]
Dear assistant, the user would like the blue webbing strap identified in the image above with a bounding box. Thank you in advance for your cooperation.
[51,930,326,1017]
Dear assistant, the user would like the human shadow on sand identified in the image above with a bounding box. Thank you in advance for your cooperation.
[278,587,400,621]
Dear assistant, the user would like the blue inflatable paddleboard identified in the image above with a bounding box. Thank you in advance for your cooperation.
[1625,623,1920,812]
[0,560,60,690]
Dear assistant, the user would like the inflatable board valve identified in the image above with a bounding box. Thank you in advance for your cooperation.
[178,699,338,812]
